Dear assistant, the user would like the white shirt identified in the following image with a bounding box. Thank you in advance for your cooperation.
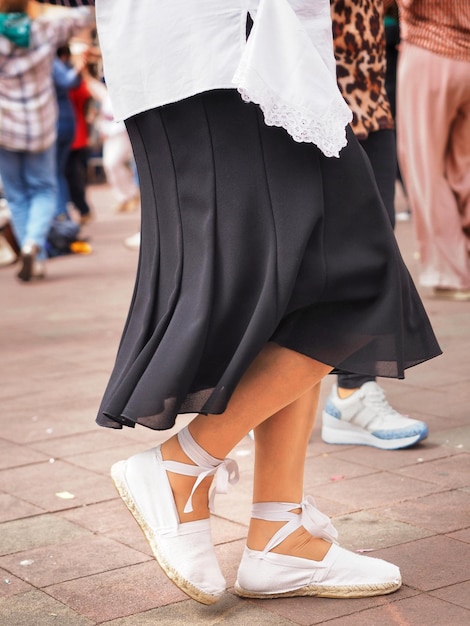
[95,0,352,157]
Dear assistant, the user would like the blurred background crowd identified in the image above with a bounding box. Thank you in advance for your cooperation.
[0,0,140,281]
[1,0,469,303]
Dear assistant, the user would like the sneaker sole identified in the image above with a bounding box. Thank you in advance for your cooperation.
[234,578,402,599]
[110,460,221,606]
[321,413,426,450]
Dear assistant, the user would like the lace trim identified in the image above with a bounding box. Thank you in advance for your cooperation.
[235,64,352,158]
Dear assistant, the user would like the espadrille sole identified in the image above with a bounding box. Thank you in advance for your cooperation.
[234,578,402,599]
[111,460,221,606]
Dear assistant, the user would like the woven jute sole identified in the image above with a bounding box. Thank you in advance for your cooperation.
[234,578,402,599]
[110,460,221,605]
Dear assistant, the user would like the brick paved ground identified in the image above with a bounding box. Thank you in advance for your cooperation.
[0,184,469,625]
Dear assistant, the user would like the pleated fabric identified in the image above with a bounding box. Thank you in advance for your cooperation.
[96,90,440,431]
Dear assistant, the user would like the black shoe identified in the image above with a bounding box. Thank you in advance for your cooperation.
[17,243,38,282]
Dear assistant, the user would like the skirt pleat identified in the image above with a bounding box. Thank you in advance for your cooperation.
[96,90,440,431]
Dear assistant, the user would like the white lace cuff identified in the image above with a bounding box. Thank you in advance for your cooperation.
[233,0,352,158]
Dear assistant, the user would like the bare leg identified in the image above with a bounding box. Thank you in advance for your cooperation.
[248,383,330,561]
[117,341,400,601]
[162,342,331,524]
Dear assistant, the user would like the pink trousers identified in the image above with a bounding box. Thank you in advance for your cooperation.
[397,42,470,289]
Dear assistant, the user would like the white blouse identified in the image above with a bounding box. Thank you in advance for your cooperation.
[95,0,352,157]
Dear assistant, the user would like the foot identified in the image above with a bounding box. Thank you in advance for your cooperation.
[17,243,39,282]
[248,515,331,561]
[236,498,401,599]
[321,382,428,449]
[79,212,93,225]
[110,427,238,605]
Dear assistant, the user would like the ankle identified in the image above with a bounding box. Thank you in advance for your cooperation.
[161,435,191,464]
[247,518,286,551]
[161,436,212,523]
[247,517,331,561]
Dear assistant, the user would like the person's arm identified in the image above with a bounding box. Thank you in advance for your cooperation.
[53,58,81,90]
[38,3,94,50]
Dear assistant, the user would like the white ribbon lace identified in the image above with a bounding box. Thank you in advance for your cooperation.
[162,427,239,514]
[252,495,339,553]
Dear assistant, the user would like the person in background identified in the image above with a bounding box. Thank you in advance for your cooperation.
[53,43,84,220]
[84,72,140,214]
[65,47,94,225]
[383,0,409,221]
[397,0,470,301]
[0,0,92,281]
[321,0,428,451]
[100,91,140,214]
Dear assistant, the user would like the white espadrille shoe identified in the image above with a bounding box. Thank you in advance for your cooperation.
[111,427,239,605]
[235,498,401,599]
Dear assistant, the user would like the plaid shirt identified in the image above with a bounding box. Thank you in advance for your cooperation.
[0,8,92,152]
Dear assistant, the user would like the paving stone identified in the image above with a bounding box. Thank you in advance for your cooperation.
[448,527,470,544]
[28,429,131,459]
[46,560,187,623]
[325,440,455,472]
[244,586,417,626]
[318,593,470,625]
[0,460,116,511]
[303,454,375,491]
[0,590,94,626]
[427,426,470,452]
[332,510,433,551]
[215,539,246,589]
[0,568,33,599]
[0,535,149,587]
[0,494,45,523]
[379,536,470,592]
[0,440,49,470]
[59,442,148,474]
[0,514,91,556]
[101,593,295,626]
[429,580,470,611]
[316,470,441,510]
[0,409,103,445]
[396,452,470,488]
[377,489,470,534]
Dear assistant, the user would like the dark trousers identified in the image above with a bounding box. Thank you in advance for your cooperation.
[65,147,92,216]
[337,128,396,389]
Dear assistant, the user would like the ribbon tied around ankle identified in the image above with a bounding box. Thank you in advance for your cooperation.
[208,457,239,513]
[252,496,338,553]
[162,455,239,515]
[299,496,338,544]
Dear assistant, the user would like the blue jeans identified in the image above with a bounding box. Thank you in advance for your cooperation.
[0,145,57,260]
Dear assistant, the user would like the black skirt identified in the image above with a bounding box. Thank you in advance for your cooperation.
[96,90,440,431]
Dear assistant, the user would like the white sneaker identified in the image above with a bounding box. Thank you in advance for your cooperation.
[124,232,140,250]
[321,382,428,450]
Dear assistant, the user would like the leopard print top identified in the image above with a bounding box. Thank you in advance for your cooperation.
[331,0,394,140]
